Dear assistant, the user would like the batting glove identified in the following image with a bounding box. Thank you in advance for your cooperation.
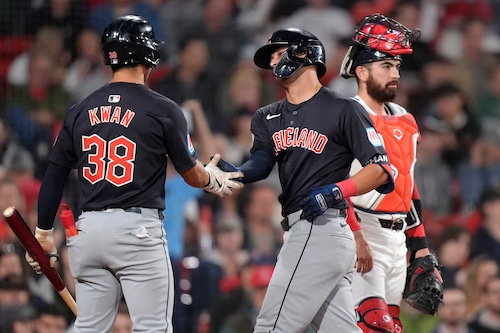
[25,227,59,274]
[204,154,244,197]
[300,184,344,221]
[213,156,243,182]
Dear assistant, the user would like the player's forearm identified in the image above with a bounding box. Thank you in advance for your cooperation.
[239,149,275,183]
[350,164,389,195]
[38,162,71,230]
[180,161,210,188]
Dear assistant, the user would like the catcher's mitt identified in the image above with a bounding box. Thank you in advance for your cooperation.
[403,253,443,315]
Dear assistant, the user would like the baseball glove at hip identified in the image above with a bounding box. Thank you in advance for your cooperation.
[403,253,443,315]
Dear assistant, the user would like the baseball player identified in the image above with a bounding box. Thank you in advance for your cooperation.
[340,14,443,332]
[218,28,395,332]
[24,15,243,333]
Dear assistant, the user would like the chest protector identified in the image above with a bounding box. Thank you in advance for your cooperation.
[351,101,419,214]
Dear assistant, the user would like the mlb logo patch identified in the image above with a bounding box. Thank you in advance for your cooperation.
[366,127,382,147]
[108,95,121,103]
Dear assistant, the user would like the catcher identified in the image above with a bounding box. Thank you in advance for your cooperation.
[339,13,444,332]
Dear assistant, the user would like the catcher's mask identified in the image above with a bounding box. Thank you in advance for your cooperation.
[341,13,421,78]
[254,28,326,79]
[101,15,164,68]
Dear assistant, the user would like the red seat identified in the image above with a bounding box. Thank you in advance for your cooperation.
[0,35,32,58]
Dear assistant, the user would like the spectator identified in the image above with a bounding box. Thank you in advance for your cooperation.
[0,273,31,308]
[0,303,36,333]
[159,0,204,66]
[463,255,499,319]
[63,27,112,103]
[28,0,89,59]
[422,82,481,210]
[7,26,71,87]
[218,263,275,333]
[435,226,472,289]
[5,51,72,178]
[414,125,454,223]
[468,274,500,333]
[34,303,69,333]
[0,178,26,246]
[431,287,476,333]
[450,17,497,107]
[154,36,217,126]
[476,61,500,122]
[469,185,500,265]
[0,243,24,280]
[90,0,164,42]
[239,183,282,264]
[406,54,454,124]
[183,0,251,96]
[0,118,34,180]
[205,213,250,333]
[216,57,278,128]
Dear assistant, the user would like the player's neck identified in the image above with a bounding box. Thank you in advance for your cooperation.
[284,71,322,105]
[358,92,385,115]
[110,66,150,85]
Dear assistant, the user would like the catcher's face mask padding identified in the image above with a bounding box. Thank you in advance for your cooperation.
[341,13,421,78]
[101,15,164,68]
[254,28,326,79]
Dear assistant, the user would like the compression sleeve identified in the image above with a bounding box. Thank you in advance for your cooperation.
[239,149,275,183]
[38,162,72,230]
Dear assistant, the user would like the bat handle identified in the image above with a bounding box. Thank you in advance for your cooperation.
[58,287,77,316]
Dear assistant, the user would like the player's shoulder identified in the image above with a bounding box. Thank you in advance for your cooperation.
[386,102,408,115]
[322,88,364,111]
[255,98,287,118]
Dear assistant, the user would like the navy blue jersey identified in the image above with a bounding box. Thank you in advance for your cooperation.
[250,87,389,215]
[50,82,197,211]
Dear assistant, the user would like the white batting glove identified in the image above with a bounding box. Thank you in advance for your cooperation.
[25,227,59,274]
[204,154,244,197]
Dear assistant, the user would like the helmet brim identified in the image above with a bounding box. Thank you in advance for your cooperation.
[253,43,289,70]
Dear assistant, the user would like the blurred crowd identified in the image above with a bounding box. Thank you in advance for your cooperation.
[0,0,500,332]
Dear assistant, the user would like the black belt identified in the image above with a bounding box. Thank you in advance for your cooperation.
[93,207,164,220]
[378,218,404,230]
[281,208,346,231]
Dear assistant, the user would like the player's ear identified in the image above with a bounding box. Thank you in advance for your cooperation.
[355,65,368,81]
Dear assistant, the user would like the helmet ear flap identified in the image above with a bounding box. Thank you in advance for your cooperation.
[340,45,356,78]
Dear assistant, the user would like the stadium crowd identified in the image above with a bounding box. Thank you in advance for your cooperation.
[0,0,500,332]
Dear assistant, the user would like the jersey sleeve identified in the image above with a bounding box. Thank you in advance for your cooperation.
[162,104,198,174]
[249,108,277,157]
[339,101,394,193]
[48,106,78,169]
[339,101,389,167]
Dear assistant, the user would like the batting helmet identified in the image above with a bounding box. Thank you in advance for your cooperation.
[341,13,420,78]
[254,28,326,79]
[101,15,163,68]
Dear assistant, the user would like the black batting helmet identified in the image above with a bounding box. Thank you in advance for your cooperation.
[341,13,421,78]
[254,28,326,79]
[101,15,163,68]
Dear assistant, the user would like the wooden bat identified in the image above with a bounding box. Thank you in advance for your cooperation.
[3,206,77,316]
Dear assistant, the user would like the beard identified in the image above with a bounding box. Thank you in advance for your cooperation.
[366,75,398,103]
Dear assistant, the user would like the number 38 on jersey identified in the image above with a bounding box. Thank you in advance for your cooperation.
[82,134,136,187]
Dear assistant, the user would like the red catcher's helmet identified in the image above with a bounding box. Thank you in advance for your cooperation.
[341,13,421,78]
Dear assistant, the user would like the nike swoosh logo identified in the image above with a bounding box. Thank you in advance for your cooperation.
[266,113,281,120]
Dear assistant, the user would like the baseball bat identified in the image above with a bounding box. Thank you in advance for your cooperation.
[3,206,77,316]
